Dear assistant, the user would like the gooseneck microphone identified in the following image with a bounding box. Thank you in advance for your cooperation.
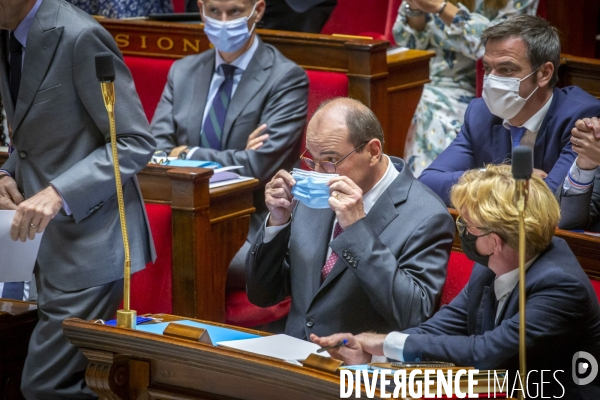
[95,53,136,329]
[512,145,533,400]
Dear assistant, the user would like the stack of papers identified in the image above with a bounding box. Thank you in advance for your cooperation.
[0,210,42,281]
[217,334,329,362]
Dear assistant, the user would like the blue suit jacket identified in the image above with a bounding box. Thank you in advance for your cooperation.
[402,238,600,399]
[420,86,600,205]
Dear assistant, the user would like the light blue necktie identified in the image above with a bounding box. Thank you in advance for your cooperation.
[2,281,24,300]
[510,126,527,148]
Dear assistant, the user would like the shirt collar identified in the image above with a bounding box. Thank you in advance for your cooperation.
[494,254,539,300]
[362,155,399,214]
[502,94,553,133]
[12,0,43,48]
[214,35,259,75]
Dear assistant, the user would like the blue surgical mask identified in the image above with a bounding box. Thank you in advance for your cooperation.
[202,3,257,53]
[291,169,338,209]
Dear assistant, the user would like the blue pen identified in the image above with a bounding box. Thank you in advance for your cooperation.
[317,338,348,353]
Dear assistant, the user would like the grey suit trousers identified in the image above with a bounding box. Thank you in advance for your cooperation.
[21,272,123,400]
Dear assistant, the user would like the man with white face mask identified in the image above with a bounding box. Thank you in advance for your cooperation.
[419,15,600,206]
[151,0,309,289]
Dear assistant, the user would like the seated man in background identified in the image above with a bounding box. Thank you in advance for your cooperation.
[557,116,600,232]
[246,98,455,339]
[313,164,600,398]
[420,15,600,205]
[152,0,309,289]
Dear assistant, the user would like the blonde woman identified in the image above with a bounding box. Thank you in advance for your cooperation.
[395,0,538,176]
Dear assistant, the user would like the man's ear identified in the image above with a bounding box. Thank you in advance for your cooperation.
[254,0,266,23]
[366,139,382,165]
[537,61,554,88]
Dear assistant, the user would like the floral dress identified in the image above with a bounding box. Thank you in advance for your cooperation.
[67,0,173,18]
[394,0,538,177]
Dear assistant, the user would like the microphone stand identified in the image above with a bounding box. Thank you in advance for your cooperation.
[512,146,532,400]
[97,55,136,329]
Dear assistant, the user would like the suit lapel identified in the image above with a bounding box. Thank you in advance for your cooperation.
[221,39,271,147]
[532,92,560,170]
[492,124,511,164]
[187,53,214,147]
[12,1,63,135]
[318,158,408,290]
[0,30,14,124]
[477,286,497,334]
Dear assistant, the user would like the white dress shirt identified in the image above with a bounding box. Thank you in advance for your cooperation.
[502,94,553,150]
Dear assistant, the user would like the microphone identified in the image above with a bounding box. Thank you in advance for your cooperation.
[95,53,116,112]
[95,53,136,329]
[512,145,533,400]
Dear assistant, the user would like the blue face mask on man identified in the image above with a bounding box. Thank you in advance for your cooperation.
[291,169,338,209]
[202,3,257,53]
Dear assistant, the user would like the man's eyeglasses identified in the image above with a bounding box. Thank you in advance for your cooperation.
[300,141,368,173]
[455,216,492,238]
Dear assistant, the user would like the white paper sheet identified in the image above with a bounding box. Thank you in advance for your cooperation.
[217,334,330,362]
[0,210,42,281]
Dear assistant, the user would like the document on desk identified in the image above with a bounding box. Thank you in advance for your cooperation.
[0,210,42,281]
[217,334,329,362]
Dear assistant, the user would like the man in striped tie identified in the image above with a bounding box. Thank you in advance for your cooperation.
[246,98,455,339]
[419,15,600,206]
[151,0,309,290]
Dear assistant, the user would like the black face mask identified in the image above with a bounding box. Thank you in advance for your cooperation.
[459,229,493,267]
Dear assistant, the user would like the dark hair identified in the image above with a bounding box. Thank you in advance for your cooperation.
[315,97,385,150]
[481,15,560,87]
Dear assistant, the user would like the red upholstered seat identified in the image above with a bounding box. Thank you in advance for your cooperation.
[172,0,185,13]
[124,56,175,122]
[225,292,292,327]
[321,0,390,36]
[439,252,474,307]
[133,204,173,314]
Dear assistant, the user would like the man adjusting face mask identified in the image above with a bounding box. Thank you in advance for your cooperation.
[202,2,258,53]
[482,67,540,120]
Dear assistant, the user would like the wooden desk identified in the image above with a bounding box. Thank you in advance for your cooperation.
[97,19,433,158]
[0,300,37,400]
[138,165,258,322]
[64,315,513,400]
[386,49,435,158]
[558,54,600,99]
[64,315,344,400]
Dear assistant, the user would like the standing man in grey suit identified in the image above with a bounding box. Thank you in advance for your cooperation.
[557,116,600,232]
[246,98,455,339]
[0,0,156,398]
[152,0,308,289]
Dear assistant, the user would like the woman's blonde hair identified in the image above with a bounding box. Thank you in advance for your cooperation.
[451,0,509,12]
[450,164,560,257]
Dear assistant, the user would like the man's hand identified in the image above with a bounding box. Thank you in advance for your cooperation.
[571,117,600,166]
[310,333,373,365]
[0,174,24,210]
[11,186,63,242]
[246,124,269,150]
[265,170,295,227]
[328,176,365,229]
[169,145,189,158]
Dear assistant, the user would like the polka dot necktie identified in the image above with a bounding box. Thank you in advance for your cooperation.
[321,222,344,282]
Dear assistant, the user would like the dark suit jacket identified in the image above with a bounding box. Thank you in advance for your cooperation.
[151,37,308,240]
[558,170,600,232]
[0,0,155,291]
[420,86,600,205]
[246,157,455,339]
[402,237,600,399]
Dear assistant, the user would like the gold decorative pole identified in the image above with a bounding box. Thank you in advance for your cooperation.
[96,54,136,329]
[516,179,528,400]
[512,145,532,400]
